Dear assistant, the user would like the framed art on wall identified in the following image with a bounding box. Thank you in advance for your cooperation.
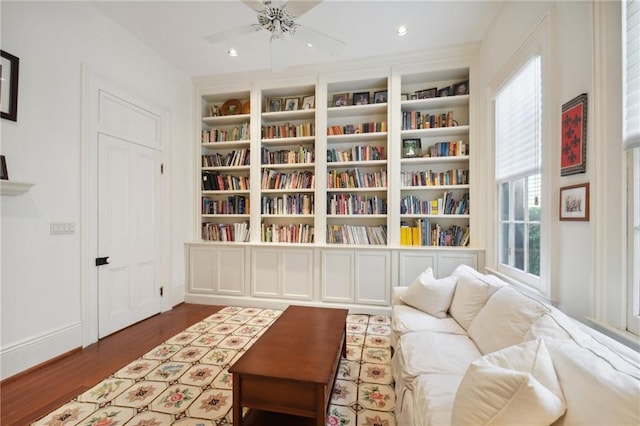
[561,93,587,176]
[559,182,589,221]
[1,50,19,122]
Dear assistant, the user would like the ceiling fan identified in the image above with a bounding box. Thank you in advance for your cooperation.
[204,0,345,70]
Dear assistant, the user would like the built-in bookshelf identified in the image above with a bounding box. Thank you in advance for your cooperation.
[200,91,252,242]
[325,76,389,245]
[399,69,471,247]
[260,85,316,243]
[195,67,472,248]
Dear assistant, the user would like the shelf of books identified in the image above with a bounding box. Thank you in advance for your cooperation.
[200,90,252,242]
[399,68,471,247]
[326,76,389,246]
[260,85,317,243]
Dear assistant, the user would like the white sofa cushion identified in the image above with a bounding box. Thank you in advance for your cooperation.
[401,268,457,319]
[468,286,549,354]
[449,265,504,330]
[452,339,566,426]
[546,339,640,426]
[391,304,466,348]
[393,330,482,385]
[412,373,464,426]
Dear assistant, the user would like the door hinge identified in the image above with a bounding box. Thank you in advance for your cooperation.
[160,163,164,174]
[160,286,164,297]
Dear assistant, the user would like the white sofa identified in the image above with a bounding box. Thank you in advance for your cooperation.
[391,264,640,426]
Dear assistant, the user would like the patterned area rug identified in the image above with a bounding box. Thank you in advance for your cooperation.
[32,306,396,425]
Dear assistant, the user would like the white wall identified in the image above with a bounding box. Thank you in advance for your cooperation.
[478,1,625,326]
[0,1,193,379]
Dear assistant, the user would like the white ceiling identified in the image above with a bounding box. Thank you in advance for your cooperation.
[94,0,505,78]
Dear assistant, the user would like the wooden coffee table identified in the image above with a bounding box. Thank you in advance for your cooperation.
[230,305,348,426]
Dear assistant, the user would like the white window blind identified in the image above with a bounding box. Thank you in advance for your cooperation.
[496,57,542,180]
[625,0,640,150]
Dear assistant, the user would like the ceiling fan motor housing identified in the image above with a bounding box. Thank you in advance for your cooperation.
[258,6,298,39]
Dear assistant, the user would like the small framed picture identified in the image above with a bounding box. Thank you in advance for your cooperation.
[437,87,451,97]
[284,97,299,111]
[332,93,349,107]
[402,138,422,158]
[452,80,469,96]
[1,50,19,122]
[415,88,437,99]
[266,98,282,112]
[0,155,8,180]
[373,90,387,104]
[301,95,315,110]
[561,93,588,176]
[353,92,370,106]
[559,183,589,221]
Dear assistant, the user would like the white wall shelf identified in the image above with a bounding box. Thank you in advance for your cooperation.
[0,180,34,196]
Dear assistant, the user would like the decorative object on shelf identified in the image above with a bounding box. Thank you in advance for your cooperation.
[209,105,221,116]
[221,99,242,115]
[452,80,469,96]
[416,88,437,99]
[438,87,451,97]
[284,97,299,111]
[1,50,20,122]
[559,182,589,221]
[0,155,8,180]
[353,92,370,105]
[401,94,409,101]
[241,100,250,114]
[332,93,349,107]
[561,93,587,176]
[374,90,387,104]
[266,97,282,112]
[301,95,315,109]
[402,139,421,158]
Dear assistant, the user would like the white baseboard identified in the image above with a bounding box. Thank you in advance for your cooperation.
[0,322,82,380]
[184,293,392,317]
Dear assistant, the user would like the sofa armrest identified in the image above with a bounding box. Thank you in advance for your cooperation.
[392,286,409,306]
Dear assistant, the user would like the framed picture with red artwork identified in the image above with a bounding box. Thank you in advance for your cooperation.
[561,93,587,176]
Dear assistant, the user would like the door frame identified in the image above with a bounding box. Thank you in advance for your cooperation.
[80,66,171,347]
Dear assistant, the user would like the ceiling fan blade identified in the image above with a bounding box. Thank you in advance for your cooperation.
[204,24,261,45]
[284,1,322,18]
[293,25,345,55]
[271,37,287,71]
[241,0,266,12]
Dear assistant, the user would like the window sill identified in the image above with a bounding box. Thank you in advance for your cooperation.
[484,267,555,305]
[584,317,640,352]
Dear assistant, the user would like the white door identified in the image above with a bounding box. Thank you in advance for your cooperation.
[97,135,162,337]
[96,95,163,338]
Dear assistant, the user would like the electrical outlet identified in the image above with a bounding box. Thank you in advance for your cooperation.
[50,222,75,235]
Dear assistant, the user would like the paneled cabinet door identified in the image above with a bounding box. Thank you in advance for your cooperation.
[437,252,477,277]
[321,249,391,305]
[188,245,246,295]
[251,248,314,300]
[355,251,391,305]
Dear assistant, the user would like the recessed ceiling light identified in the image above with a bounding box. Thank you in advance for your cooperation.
[306,43,314,48]
[228,49,239,57]
[396,26,408,37]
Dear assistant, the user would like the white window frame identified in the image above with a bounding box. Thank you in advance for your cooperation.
[488,16,552,296]
[628,149,640,335]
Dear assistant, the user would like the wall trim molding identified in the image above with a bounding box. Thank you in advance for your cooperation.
[0,322,82,380]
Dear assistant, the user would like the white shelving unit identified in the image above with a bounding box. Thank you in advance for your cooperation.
[187,52,483,311]
[0,180,34,196]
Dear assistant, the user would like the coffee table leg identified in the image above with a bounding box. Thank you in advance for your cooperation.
[233,373,242,426]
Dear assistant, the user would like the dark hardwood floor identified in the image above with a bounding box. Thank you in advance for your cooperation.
[0,303,223,426]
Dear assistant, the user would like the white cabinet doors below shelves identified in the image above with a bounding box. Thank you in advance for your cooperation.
[251,247,314,300]
[188,245,246,296]
[321,249,390,305]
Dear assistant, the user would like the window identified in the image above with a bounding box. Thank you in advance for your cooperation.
[495,57,543,289]
[624,0,640,335]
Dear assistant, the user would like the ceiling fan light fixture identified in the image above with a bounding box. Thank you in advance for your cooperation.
[396,26,408,37]
[228,49,239,57]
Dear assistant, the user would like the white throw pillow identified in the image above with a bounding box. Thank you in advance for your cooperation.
[401,268,457,318]
[468,287,549,354]
[449,267,502,330]
[452,339,566,426]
